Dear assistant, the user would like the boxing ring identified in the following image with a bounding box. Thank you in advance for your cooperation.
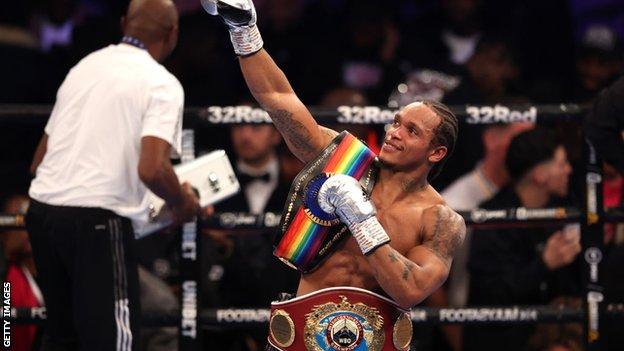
[2,103,624,350]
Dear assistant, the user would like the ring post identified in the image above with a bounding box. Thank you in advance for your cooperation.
[179,129,202,351]
[582,137,605,350]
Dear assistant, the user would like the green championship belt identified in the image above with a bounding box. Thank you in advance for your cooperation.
[273,131,378,273]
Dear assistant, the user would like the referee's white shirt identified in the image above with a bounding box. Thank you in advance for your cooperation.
[29,43,183,229]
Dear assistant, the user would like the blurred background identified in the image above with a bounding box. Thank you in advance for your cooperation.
[2,0,624,192]
[1,0,624,350]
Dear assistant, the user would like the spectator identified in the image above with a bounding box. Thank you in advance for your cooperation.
[258,0,308,92]
[570,25,623,103]
[337,0,402,104]
[426,36,525,190]
[400,0,485,70]
[36,0,76,53]
[581,66,624,351]
[1,194,42,351]
[442,36,521,105]
[202,123,298,350]
[584,74,624,176]
[166,12,242,105]
[35,0,79,100]
[464,127,581,351]
[424,122,533,351]
[526,298,584,351]
[0,2,45,103]
[603,240,624,351]
[443,123,535,214]
[486,0,577,103]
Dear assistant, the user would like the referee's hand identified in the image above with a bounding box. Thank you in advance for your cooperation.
[171,182,201,224]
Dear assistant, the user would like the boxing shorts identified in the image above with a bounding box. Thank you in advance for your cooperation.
[273,131,378,273]
[267,286,413,351]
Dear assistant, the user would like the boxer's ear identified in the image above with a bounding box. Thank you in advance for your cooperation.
[428,146,447,164]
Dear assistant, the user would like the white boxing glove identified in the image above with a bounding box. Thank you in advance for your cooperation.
[318,174,390,255]
[200,0,263,56]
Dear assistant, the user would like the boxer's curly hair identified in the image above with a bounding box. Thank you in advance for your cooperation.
[422,100,458,181]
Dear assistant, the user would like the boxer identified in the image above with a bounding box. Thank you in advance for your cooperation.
[203,1,466,349]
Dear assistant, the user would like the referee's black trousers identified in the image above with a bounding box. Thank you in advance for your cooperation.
[26,200,140,351]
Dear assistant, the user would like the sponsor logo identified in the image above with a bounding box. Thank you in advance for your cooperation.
[515,207,567,220]
[470,209,507,223]
[585,247,603,283]
[219,212,258,228]
[439,308,538,323]
[181,222,197,260]
[586,172,602,225]
[203,106,272,124]
[410,309,427,322]
[263,212,281,228]
[466,105,537,124]
[337,106,398,124]
[30,307,47,320]
[0,216,21,227]
[181,281,197,339]
[216,309,271,323]
[587,291,603,342]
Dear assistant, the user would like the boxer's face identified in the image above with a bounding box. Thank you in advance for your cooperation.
[380,103,446,171]
[231,124,281,166]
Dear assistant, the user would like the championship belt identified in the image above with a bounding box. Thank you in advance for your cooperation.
[268,287,413,351]
[274,131,378,273]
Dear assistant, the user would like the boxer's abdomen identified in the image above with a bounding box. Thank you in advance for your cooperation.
[296,239,378,296]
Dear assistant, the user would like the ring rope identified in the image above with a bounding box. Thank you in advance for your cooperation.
[0,103,587,125]
[1,207,623,230]
[9,305,624,326]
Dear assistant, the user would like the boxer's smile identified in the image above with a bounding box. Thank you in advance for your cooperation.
[382,139,402,152]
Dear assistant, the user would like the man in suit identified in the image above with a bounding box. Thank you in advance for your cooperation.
[220,123,289,214]
[202,123,298,350]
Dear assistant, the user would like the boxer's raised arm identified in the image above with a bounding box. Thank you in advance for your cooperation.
[202,0,337,162]
[240,50,337,162]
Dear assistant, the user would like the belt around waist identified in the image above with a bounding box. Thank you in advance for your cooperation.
[268,287,412,351]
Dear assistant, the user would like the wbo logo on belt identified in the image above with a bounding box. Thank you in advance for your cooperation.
[304,295,384,351]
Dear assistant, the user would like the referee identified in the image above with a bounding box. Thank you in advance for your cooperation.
[25,0,199,350]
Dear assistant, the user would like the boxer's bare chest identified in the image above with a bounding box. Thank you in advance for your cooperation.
[297,194,427,295]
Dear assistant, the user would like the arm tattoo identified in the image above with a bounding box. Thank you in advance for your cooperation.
[388,249,416,281]
[268,108,316,157]
[320,126,339,140]
[402,261,415,281]
[423,206,465,265]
